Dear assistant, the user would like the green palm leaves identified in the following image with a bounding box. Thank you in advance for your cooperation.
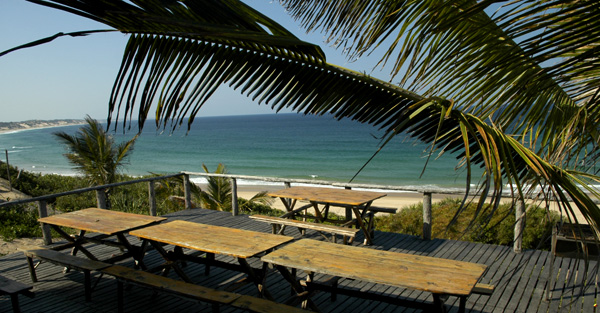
[53,116,137,187]
[20,1,600,232]
[280,0,599,165]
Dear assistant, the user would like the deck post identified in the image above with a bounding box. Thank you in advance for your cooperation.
[96,190,107,209]
[4,150,12,191]
[183,174,192,209]
[37,200,52,245]
[148,181,157,216]
[423,192,432,240]
[514,199,525,253]
[345,186,353,221]
[231,178,239,216]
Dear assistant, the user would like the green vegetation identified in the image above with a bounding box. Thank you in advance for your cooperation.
[376,198,560,250]
[0,162,559,249]
[54,116,138,209]
[194,164,273,212]
[0,205,43,240]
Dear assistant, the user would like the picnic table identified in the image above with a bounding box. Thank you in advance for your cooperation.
[129,220,294,298]
[267,186,386,244]
[38,207,166,268]
[262,239,487,312]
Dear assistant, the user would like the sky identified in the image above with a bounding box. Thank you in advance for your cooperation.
[0,0,392,123]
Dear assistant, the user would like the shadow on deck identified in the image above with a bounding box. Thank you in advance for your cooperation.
[0,208,597,313]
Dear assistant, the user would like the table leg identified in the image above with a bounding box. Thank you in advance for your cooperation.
[205,252,214,275]
[50,226,97,261]
[432,294,449,313]
[148,241,193,283]
[116,233,147,270]
[237,258,273,300]
[351,207,373,245]
[273,265,321,312]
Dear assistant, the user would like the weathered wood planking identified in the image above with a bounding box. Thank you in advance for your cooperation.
[130,220,294,258]
[38,208,166,235]
[267,186,386,206]
[263,239,487,297]
[0,208,597,313]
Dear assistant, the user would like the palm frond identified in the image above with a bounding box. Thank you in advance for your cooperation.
[22,0,600,234]
[280,0,600,165]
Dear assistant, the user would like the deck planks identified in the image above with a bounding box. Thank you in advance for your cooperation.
[0,208,597,313]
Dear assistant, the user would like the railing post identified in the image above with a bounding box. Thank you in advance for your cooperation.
[422,192,432,240]
[5,150,12,191]
[183,174,192,210]
[345,186,352,221]
[37,200,52,245]
[514,199,525,253]
[96,189,107,209]
[148,181,157,216]
[231,178,239,216]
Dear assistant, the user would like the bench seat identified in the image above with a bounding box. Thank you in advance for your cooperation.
[101,265,307,313]
[472,283,495,295]
[0,275,34,313]
[250,214,359,244]
[24,248,110,301]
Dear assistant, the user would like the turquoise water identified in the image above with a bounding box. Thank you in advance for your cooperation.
[0,114,476,189]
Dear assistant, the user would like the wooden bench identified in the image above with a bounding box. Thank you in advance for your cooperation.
[24,248,110,302]
[101,265,307,313]
[472,283,495,295]
[365,206,397,214]
[250,214,360,244]
[0,275,34,313]
[547,222,599,300]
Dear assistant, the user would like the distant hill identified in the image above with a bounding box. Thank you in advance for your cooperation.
[0,119,85,133]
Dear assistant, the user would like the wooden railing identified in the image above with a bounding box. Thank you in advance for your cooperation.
[0,171,528,252]
[182,171,527,252]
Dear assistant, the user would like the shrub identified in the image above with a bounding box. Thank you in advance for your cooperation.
[0,205,42,240]
[375,198,559,250]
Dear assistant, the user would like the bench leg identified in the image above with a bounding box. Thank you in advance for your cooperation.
[205,253,215,276]
[26,257,38,283]
[10,294,21,313]
[84,270,92,302]
[116,280,124,313]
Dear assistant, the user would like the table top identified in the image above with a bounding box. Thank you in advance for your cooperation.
[129,220,294,258]
[262,239,487,296]
[267,186,386,206]
[38,207,166,235]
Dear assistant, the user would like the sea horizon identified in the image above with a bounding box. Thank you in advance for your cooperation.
[0,113,480,192]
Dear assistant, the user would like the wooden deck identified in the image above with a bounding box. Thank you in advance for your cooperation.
[0,208,597,312]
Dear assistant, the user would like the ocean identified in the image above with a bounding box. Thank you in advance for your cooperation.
[0,114,477,190]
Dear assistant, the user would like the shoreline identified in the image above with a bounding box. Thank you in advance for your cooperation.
[0,119,85,135]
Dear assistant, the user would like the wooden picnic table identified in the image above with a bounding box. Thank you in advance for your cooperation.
[38,207,166,268]
[129,220,294,298]
[267,186,386,244]
[262,239,487,313]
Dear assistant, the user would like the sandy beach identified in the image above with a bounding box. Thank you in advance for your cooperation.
[0,119,85,134]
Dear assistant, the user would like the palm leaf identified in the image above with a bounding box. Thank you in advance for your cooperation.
[19,1,600,235]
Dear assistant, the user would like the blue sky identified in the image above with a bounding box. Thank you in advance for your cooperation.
[0,0,392,123]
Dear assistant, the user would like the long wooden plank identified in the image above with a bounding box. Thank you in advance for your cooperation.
[38,207,166,235]
[250,215,359,236]
[130,220,294,258]
[267,186,386,206]
[263,239,486,297]
[0,207,597,313]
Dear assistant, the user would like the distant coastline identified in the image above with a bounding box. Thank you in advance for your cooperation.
[0,119,85,134]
